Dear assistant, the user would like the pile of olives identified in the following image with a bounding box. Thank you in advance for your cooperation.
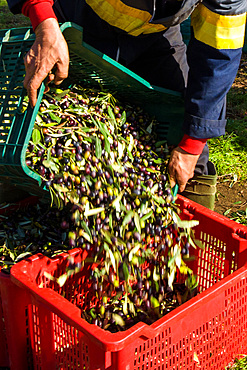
[1,84,199,330]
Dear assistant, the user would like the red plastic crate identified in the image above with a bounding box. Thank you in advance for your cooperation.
[0,196,39,368]
[6,195,247,370]
[0,269,9,368]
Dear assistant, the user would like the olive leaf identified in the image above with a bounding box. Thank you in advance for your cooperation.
[109,213,113,230]
[95,136,102,159]
[153,266,160,282]
[122,210,134,228]
[84,207,105,217]
[112,313,125,327]
[123,293,128,315]
[32,128,41,145]
[15,252,32,262]
[134,212,141,234]
[117,141,125,159]
[151,296,160,309]
[104,243,116,272]
[120,111,126,125]
[81,220,92,242]
[48,112,62,123]
[140,210,153,222]
[44,271,55,281]
[100,229,112,244]
[42,159,59,173]
[128,244,141,262]
[111,190,124,211]
[122,262,129,282]
[56,273,68,287]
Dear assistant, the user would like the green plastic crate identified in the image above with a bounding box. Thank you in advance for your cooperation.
[0,22,184,196]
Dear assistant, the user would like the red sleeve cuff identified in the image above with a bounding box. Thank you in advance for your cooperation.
[22,1,56,30]
[178,134,207,155]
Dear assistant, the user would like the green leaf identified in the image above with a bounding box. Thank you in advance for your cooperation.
[90,308,97,319]
[100,229,112,244]
[104,243,116,272]
[95,136,102,159]
[32,128,41,145]
[153,266,160,282]
[150,183,159,194]
[81,220,92,241]
[128,301,136,316]
[172,213,199,229]
[84,207,105,217]
[140,210,153,222]
[111,163,125,174]
[122,210,134,228]
[155,140,167,147]
[112,313,125,327]
[123,293,128,315]
[192,239,205,250]
[126,148,133,161]
[122,262,129,282]
[107,105,116,121]
[129,244,141,262]
[120,111,126,126]
[48,112,61,123]
[49,187,63,210]
[109,213,113,230]
[117,141,125,159]
[223,209,232,216]
[56,274,68,287]
[151,296,160,309]
[15,252,32,262]
[134,213,141,234]
[44,271,55,281]
[111,190,124,211]
[42,159,59,173]
[47,146,52,161]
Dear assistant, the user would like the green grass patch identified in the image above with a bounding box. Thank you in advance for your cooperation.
[208,130,247,182]
[229,208,247,225]
[0,0,30,29]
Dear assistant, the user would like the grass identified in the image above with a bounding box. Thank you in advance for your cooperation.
[0,0,30,29]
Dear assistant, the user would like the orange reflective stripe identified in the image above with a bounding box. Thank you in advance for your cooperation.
[191,4,246,49]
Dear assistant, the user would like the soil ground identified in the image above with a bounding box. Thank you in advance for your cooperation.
[214,181,247,217]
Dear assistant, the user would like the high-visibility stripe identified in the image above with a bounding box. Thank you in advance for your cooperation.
[191,4,246,49]
[85,0,166,35]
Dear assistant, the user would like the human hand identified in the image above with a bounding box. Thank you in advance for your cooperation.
[168,147,200,192]
[23,18,69,108]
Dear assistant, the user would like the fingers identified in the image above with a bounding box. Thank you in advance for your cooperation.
[24,60,68,108]
[177,181,187,193]
[24,69,48,108]
[168,146,199,193]
[169,175,176,190]
[169,174,186,193]
[54,60,69,85]
[23,20,69,108]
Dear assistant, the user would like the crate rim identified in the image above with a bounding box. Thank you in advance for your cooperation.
[10,255,247,352]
